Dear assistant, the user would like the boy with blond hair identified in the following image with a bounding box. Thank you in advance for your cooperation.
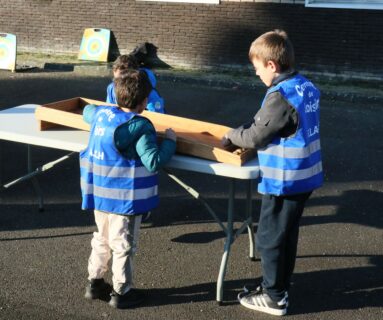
[223,30,323,316]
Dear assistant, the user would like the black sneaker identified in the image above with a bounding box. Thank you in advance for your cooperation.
[109,289,145,309]
[85,278,111,300]
[238,290,287,316]
[243,284,289,307]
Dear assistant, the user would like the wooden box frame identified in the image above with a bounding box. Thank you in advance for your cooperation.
[35,97,255,166]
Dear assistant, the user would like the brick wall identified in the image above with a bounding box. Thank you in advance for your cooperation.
[0,0,382,77]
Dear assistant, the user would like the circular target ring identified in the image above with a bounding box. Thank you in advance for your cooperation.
[0,34,16,70]
[0,45,9,60]
[85,36,106,58]
[78,29,110,62]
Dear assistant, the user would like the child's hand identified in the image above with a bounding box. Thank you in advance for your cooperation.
[165,128,177,142]
[221,134,232,148]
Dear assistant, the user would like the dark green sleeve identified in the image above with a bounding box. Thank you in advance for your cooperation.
[135,121,176,172]
[114,117,176,171]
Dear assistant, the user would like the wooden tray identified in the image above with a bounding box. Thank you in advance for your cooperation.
[35,97,255,166]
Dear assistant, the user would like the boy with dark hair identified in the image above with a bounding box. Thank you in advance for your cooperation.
[223,30,323,316]
[106,54,165,113]
[106,54,139,106]
[81,70,176,309]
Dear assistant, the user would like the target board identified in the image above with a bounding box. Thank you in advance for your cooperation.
[0,33,16,72]
[78,28,110,62]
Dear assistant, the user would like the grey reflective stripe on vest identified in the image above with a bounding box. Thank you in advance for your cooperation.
[258,139,321,159]
[80,158,157,178]
[260,161,323,181]
[81,179,158,200]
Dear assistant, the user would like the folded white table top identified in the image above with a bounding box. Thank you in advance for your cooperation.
[0,105,259,180]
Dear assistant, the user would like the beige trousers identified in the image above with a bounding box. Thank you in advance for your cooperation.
[87,210,142,295]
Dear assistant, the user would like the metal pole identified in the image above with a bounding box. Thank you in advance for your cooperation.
[216,178,235,304]
[164,169,228,234]
[246,179,256,260]
[27,145,44,212]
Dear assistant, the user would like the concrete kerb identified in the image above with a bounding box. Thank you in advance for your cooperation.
[71,63,383,105]
[158,70,383,105]
[14,53,383,105]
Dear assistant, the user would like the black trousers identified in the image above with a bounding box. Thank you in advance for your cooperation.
[256,191,312,301]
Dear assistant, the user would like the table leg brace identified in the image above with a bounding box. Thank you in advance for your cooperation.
[1,145,77,211]
[164,169,255,303]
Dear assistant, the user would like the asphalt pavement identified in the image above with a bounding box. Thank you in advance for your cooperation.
[0,64,382,320]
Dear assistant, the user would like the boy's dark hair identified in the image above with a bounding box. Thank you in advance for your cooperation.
[112,54,139,73]
[249,29,295,72]
[114,70,152,109]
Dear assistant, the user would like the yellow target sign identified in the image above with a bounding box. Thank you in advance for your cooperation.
[0,33,16,72]
[78,28,110,62]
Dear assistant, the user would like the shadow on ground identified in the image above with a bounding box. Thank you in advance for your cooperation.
[109,254,383,314]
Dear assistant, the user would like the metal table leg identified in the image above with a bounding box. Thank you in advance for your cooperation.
[27,145,44,211]
[246,180,256,260]
[216,179,235,303]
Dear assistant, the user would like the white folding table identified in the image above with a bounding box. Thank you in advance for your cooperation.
[0,104,260,303]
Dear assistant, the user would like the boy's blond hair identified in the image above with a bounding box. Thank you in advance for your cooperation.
[249,30,295,72]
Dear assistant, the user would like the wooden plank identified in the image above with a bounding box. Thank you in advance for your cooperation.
[141,110,230,138]
[35,97,115,130]
[35,97,256,165]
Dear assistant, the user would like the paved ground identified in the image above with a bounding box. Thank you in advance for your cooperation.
[0,64,382,320]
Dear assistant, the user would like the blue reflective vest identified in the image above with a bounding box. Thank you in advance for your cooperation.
[80,106,159,215]
[106,68,165,113]
[257,74,323,195]
[142,68,165,113]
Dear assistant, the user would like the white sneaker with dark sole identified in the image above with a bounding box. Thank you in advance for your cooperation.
[243,284,289,307]
[238,291,287,316]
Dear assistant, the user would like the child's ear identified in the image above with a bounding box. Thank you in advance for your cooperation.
[142,97,148,110]
[138,98,148,113]
[267,60,279,72]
